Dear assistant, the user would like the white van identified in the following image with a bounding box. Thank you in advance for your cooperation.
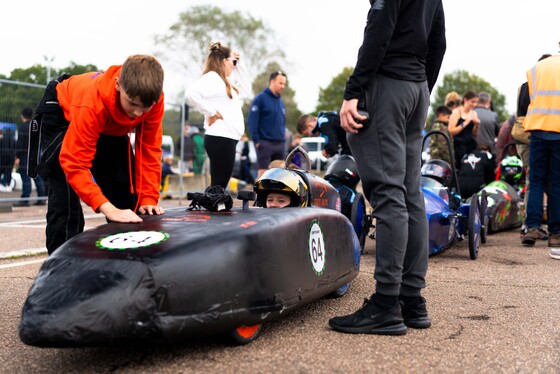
[301,137,328,170]
[129,133,174,159]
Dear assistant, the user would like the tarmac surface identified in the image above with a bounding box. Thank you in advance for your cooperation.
[0,195,558,373]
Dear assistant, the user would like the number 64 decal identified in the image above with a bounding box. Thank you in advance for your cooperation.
[96,231,169,250]
[308,220,325,275]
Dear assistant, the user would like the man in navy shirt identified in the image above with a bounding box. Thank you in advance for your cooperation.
[248,71,287,178]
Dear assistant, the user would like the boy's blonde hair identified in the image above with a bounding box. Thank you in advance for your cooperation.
[120,55,164,107]
[268,160,286,169]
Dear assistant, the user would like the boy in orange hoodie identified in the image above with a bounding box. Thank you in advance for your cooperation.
[29,55,165,254]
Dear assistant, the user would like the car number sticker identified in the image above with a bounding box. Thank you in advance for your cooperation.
[308,220,325,275]
[96,231,169,250]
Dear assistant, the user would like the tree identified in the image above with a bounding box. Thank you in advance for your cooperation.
[315,67,354,114]
[0,63,98,124]
[154,5,285,98]
[432,70,509,122]
[8,62,98,85]
[154,5,293,143]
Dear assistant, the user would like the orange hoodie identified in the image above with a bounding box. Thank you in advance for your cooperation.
[56,65,164,212]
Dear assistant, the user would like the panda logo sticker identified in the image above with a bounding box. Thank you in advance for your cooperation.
[308,220,325,275]
[96,231,169,250]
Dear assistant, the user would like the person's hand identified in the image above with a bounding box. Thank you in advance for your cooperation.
[322,149,332,158]
[340,99,368,134]
[231,51,241,60]
[138,205,165,215]
[208,112,223,126]
[99,202,143,223]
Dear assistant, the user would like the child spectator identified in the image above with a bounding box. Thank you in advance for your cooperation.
[29,55,165,254]
[161,155,176,188]
[296,112,350,158]
[427,105,453,164]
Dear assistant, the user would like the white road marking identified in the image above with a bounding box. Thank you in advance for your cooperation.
[0,247,47,259]
[0,258,44,269]
[0,213,103,228]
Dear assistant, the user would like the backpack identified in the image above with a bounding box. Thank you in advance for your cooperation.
[510,116,530,144]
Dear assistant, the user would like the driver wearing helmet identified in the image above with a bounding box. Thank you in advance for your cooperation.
[254,168,309,208]
[421,159,453,188]
[499,156,525,188]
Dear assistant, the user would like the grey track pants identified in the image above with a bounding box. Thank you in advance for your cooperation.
[348,74,430,297]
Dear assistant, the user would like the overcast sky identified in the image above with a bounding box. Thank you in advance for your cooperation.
[1,0,558,114]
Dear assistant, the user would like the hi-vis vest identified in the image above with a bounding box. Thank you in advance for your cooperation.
[524,55,560,133]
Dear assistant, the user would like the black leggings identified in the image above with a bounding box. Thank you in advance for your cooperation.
[204,135,238,189]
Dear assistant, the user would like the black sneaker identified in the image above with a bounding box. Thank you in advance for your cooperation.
[13,201,30,207]
[328,295,407,335]
[400,296,432,329]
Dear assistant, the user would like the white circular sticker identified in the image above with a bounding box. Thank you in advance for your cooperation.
[308,220,325,275]
[96,231,169,250]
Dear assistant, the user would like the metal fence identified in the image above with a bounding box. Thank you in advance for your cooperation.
[0,79,212,210]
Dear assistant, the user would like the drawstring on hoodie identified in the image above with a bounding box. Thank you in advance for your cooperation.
[129,126,141,212]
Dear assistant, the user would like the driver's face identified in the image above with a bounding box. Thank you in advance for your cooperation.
[266,192,291,208]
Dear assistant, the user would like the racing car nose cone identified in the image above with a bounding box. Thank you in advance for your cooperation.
[19,257,159,347]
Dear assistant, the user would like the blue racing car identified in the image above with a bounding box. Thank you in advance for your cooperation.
[421,130,486,260]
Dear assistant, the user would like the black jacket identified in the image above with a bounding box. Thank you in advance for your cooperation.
[345,0,446,99]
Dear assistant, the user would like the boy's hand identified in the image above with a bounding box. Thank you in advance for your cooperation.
[99,202,143,223]
[138,205,165,215]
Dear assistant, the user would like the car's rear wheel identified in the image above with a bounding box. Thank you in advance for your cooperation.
[468,195,481,260]
[351,193,368,253]
[230,324,262,345]
[329,282,350,298]
[479,190,489,244]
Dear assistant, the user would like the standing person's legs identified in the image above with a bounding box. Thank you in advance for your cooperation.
[349,76,424,297]
[517,143,530,209]
[516,143,532,235]
[400,83,429,298]
[18,160,32,199]
[524,137,547,245]
[329,76,428,335]
[256,140,273,179]
[269,141,286,163]
[1,167,11,188]
[204,135,238,189]
[45,161,84,254]
[546,140,560,235]
[4,164,13,188]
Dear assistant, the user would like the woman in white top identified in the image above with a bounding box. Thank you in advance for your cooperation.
[185,42,245,188]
